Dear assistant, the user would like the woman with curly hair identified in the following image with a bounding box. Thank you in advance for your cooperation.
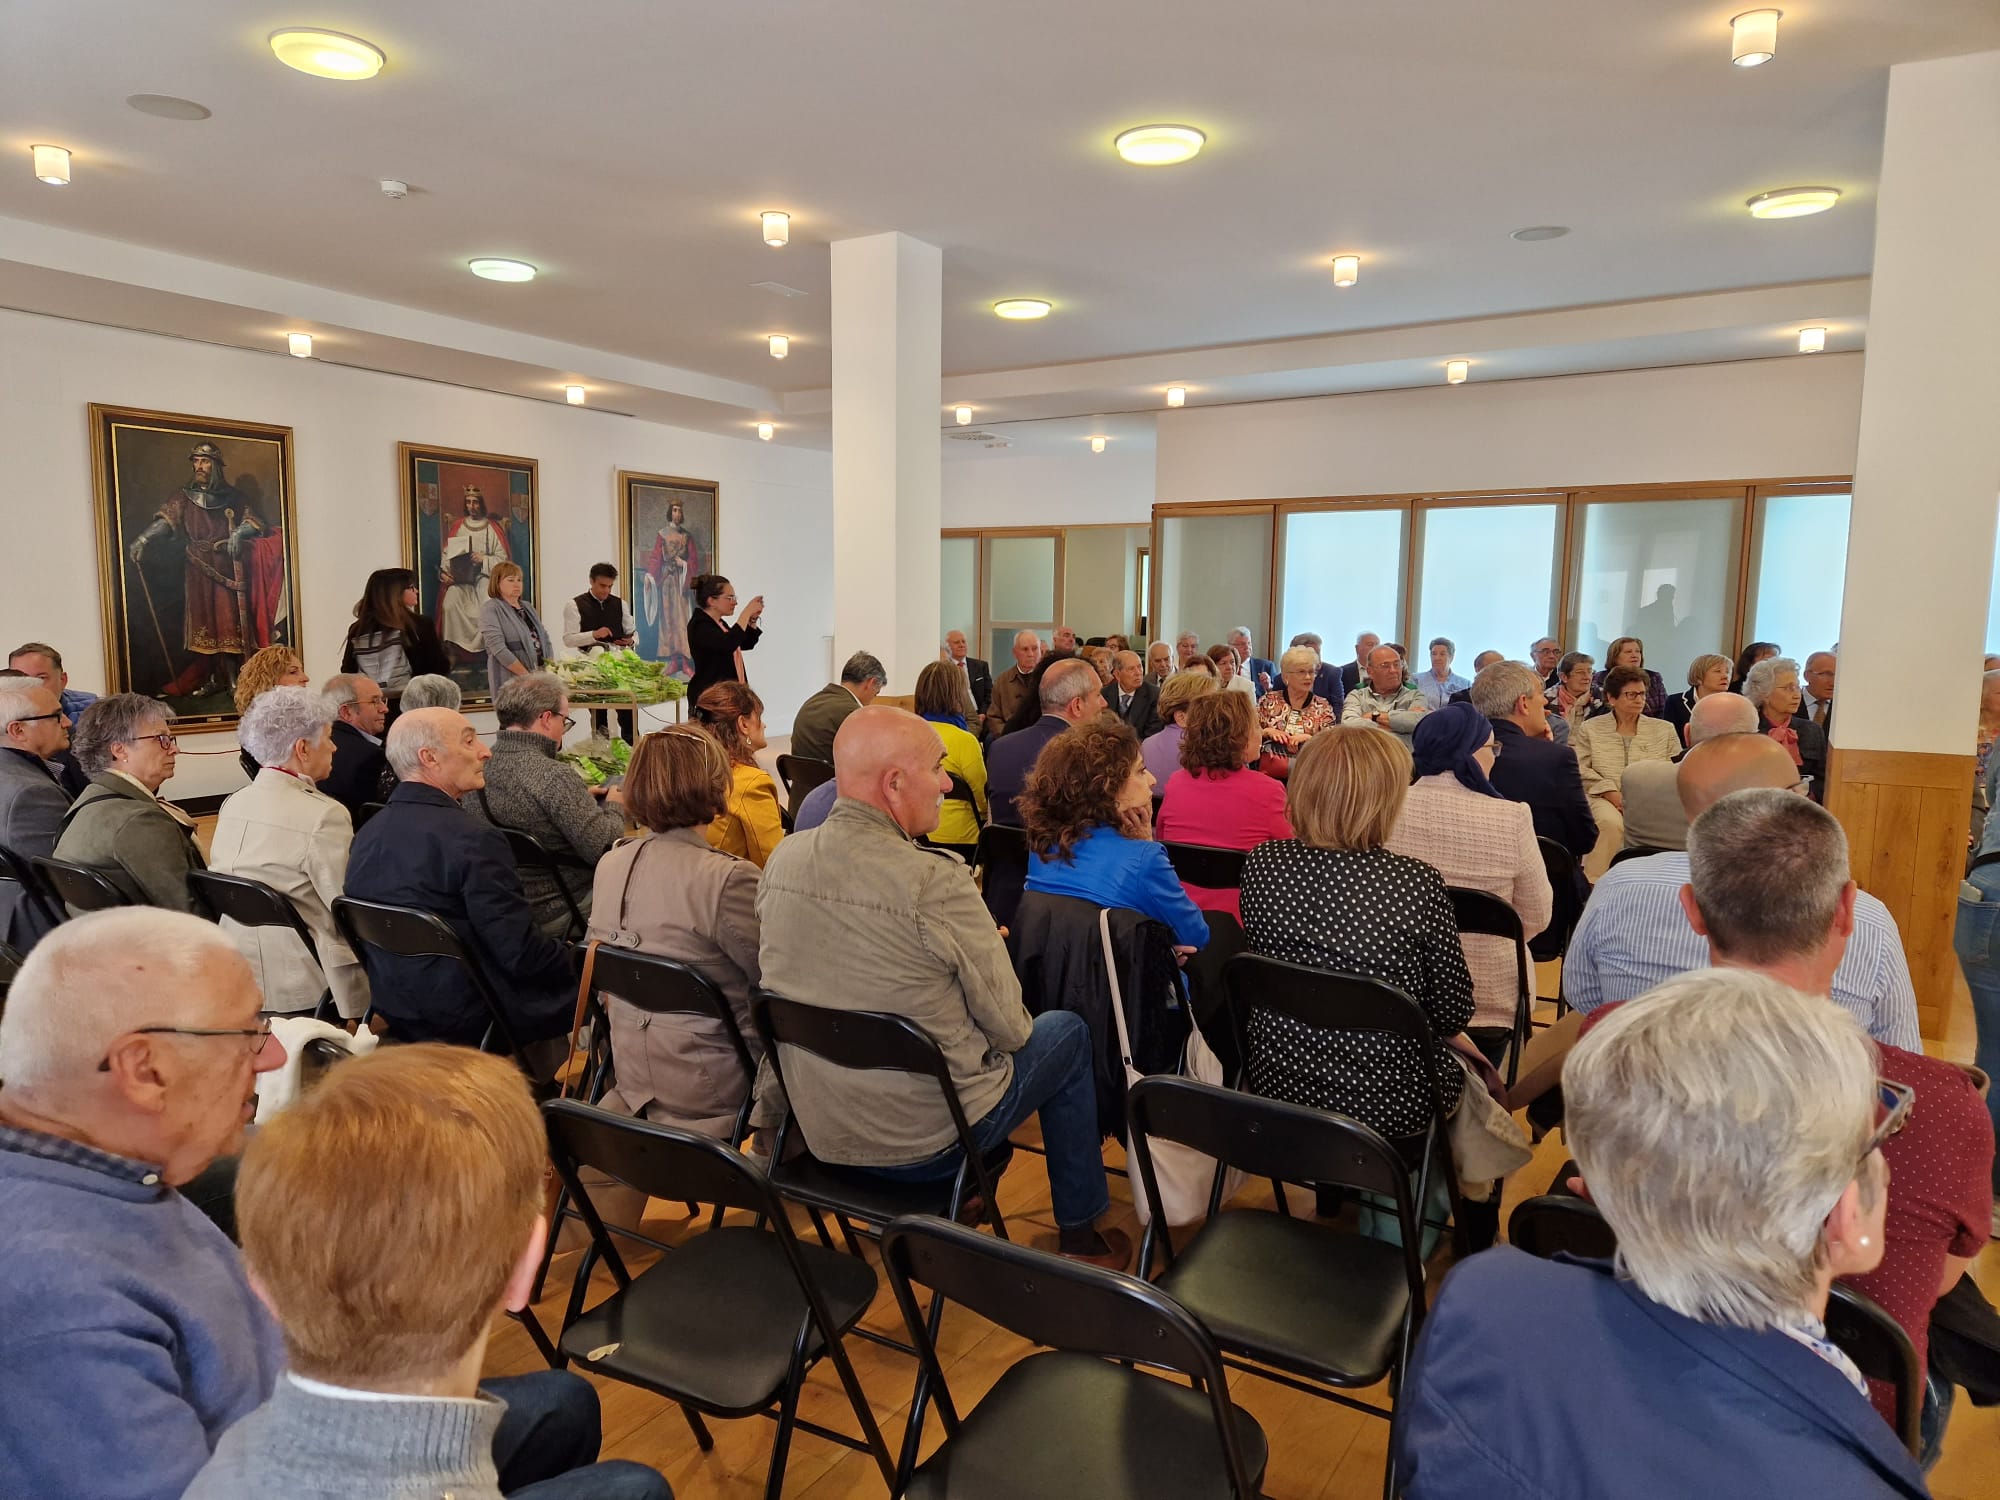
[1019,717,1208,948]
[232,645,310,780]
[691,680,783,868]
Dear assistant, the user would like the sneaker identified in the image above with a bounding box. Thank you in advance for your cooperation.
[1058,1226,1134,1273]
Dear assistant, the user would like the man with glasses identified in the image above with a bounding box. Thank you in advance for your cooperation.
[0,677,73,947]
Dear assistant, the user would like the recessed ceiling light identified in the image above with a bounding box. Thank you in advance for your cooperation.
[757,422,775,441]
[761,211,790,247]
[565,384,586,404]
[1445,360,1470,385]
[1329,254,1360,288]
[768,334,790,359]
[30,145,70,186]
[1730,9,1781,67]
[269,29,385,80]
[993,298,1051,320]
[126,94,212,121]
[1113,124,1206,166]
[1798,327,1826,354]
[1166,387,1186,408]
[955,406,973,425]
[286,333,312,358]
[1090,436,1107,453]
[468,258,536,282]
[1747,186,1839,219]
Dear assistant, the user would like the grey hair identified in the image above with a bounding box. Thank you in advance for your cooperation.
[1227,625,1253,644]
[494,671,566,730]
[1470,660,1544,719]
[1531,637,1558,653]
[71,692,170,774]
[238,685,334,769]
[1177,631,1200,645]
[1741,655,1800,711]
[1289,632,1323,651]
[1016,629,1045,649]
[1687,789,1850,964]
[0,679,51,734]
[1566,968,1877,1331]
[840,651,888,689]
[319,673,362,712]
[386,711,453,780]
[1428,636,1455,656]
[1278,645,1320,673]
[0,908,249,1091]
[1040,659,1101,713]
[1557,651,1594,677]
[1686,691,1760,744]
[398,674,461,712]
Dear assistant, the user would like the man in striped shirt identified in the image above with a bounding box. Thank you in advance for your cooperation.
[1563,732,1921,1051]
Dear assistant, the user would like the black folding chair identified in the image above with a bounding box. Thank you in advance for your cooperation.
[352,800,387,833]
[1163,841,1248,891]
[1506,1192,1620,1261]
[1825,1282,1924,1459]
[1533,835,1585,1013]
[974,822,1029,927]
[0,844,64,940]
[880,1214,1268,1499]
[0,940,21,1016]
[535,1101,895,1499]
[330,896,531,1064]
[32,855,132,915]
[188,869,338,1022]
[492,824,589,941]
[1445,886,1533,1087]
[1127,1077,1424,1500]
[775,754,835,804]
[1609,843,1668,867]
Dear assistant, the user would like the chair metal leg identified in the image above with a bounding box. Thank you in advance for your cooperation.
[763,1336,810,1500]
[895,1288,950,1480]
[806,1205,836,1249]
[681,1404,714,1451]
[528,1180,574,1303]
[511,1307,563,1369]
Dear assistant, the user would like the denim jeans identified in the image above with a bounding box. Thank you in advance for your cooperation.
[1952,867,2000,1193]
[486,1369,672,1500]
[855,1009,1109,1229]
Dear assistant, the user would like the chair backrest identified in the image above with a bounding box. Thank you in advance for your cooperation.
[1825,1282,1924,1457]
[32,855,132,914]
[1534,835,1584,961]
[1506,1193,1620,1261]
[1609,844,1667,868]
[492,824,588,938]
[187,869,322,963]
[1163,841,1247,890]
[352,800,387,833]
[975,821,1031,926]
[330,895,527,1059]
[590,949,758,1140]
[943,771,980,809]
[776,754,835,801]
[546,1096,780,1223]
[1445,886,1523,943]
[0,844,63,932]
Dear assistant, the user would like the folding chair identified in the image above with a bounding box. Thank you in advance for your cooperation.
[1445,886,1533,1087]
[537,1101,894,1499]
[775,754,835,805]
[351,800,387,833]
[1127,1076,1426,1500]
[0,844,64,940]
[0,940,21,1014]
[1506,1193,1619,1260]
[1533,835,1585,1015]
[880,1214,1268,1499]
[188,869,338,1022]
[973,822,1029,927]
[489,823,589,941]
[330,896,531,1064]
[1162,841,1248,891]
[32,855,132,915]
[1825,1284,1924,1459]
[1609,843,1668,868]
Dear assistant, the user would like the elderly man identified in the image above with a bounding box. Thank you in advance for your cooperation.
[1052,625,1078,654]
[985,659,1107,827]
[1339,631,1383,694]
[1803,650,1837,731]
[465,672,624,936]
[789,651,888,780]
[1225,626,1277,694]
[1145,639,1174,684]
[1563,732,1921,1049]
[757,706,1129,1269]
[942,629,993,719]
[1447,650,1505,705]
[1531,637,1563,687]
[1340,643,1427,740]
[983,630,1045,742]
[1617,692,1758,853]
[1475,660,1595,866]
[344,708,575,1057]
[1107,650,1159,737]
[0,678,72,948]
[316,672,392,819]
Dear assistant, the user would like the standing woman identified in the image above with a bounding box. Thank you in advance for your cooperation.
[692,681,783,869]
[913,660,988,864]
[477,562,551,700]
[686,573,764,706]
[341,567,449,717]
[1590,637,1667,719]
[1660,653,1732,743]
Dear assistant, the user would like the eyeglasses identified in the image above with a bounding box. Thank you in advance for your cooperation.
[551,713,577,733]
[1478,740,1503,760]
[96,1016,275,1071]
[1863,1077,1914,1161]
[123,732,179,751]
[1790,775,1815,796]
[9,711,63,725]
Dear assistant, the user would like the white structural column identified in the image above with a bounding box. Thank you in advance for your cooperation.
[830,231,942,694]
[1830,49,2000,1038]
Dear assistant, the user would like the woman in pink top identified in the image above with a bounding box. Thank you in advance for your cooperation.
[1156,690,1292,919]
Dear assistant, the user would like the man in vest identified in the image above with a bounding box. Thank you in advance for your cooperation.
[561,563,637,743]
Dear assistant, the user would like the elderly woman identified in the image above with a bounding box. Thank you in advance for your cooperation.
[1395,971,1920,1498]
[1743,656,1827,803]
[1141,668,1219,786]
[53,693,204,911]
[1731,640,1783,693]
[397,673,462,712]
[1549,651,1597,738]
[691,681,783,869]
[1385,703,1551,1058]
[207,685,368,1018]
[1418,637,1470,711]
[1207,643,1257,700]
[1572,664,1681,878]
[477,561,552,699]
[913,660,988,863]
[1256,645,1339,775]
[1591,637,1667,718]
[1156,692,1292,920]
[1020,716,1208,948]
[1661,652,1733,743]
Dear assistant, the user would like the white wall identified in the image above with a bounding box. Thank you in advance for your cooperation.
[0,308,833,798]
[942,447,1156,528]
[1156,354,1864,503]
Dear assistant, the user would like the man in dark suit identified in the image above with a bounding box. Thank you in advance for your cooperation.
[1226,627,1278,696]
[317,673,392,820]
[786,651,886,813]
[1802,651,1836,735]
[1106,650,1160,739]
[986,660,1107,827]
[0,679,72,949]
[942,630,993,719]
[1338,631,1382,695]
[1475,660,1595,872]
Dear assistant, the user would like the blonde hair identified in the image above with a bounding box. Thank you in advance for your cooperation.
[487,561,525,600]
[1285,723,1411,850]
[235,1045,545,1383]
[1156,668,1219,727]
[1685,652,1730,689]
[232,645,304,715]
[1278,645,1320,675]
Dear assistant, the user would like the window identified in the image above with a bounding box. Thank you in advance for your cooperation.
[1567,495,1742,681]
[985,533,1060,664]
[940,535,977,646]
[1158,511,1273,654]
[1279,508,1406,662]
[1415,502,1560,668]
[1746,490,1850,658]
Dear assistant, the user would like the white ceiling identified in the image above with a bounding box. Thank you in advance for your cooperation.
[2,0,1994,444]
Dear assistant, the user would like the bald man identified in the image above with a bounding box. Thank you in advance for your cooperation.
[756,706,1131,1269]
[1562,732,1920,1049]
[982,630,1045,742]
[1802,650,1836,730]
[1618,691,1760,853]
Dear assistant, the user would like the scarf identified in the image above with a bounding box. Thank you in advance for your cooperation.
[1766,719,1803,766]
[1411,701,1503,798]
[920,709,968,732]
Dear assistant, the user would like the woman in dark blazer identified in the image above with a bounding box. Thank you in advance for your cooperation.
[1743,655,1828,801]
[686,573,764,705]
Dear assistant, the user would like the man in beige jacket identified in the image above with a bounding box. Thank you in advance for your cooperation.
[756,705,1130,1269]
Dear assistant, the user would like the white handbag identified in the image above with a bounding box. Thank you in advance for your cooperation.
[1100,908,1245,1226]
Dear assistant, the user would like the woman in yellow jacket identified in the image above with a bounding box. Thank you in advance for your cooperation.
[691,681,784,868]
[914,660,988,863]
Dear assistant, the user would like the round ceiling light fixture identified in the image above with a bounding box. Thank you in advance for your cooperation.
[269,29,386,80]
[30,145,70,186]
[1445,360,1470,385]
[565,384,586,405]
[1798,327,1826,354]
[1166,387,1186,408]
[1746,186,1839,219]
[993,298,1051,320]
[1113,124,1206,166]
[955,406,973,425]
[286,333,313,358]
[126,94,212,120]
[757,422,775,442]
[1330,254,1360,287]
[468,257,536,282]
[1090,436,1108,453]
[768,334,790,359]
[761,211,790,247]
[1730,9,1781,67]
[1510,225,1570,241]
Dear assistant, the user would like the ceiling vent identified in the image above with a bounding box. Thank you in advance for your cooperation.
[946,428,1003,442]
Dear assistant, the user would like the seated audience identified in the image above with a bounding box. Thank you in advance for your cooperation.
[1226,626,1278,694]
[1564,732,1921,1048]
[986,658,1105,826]
[1288,632,1346,716]
[1744,654,1828,801]
[914,660,988,863]
[997,643,1083,737]
[399,672,462,711]
[1979,669,2000,847]
[1157,692,1293,920]
[1107,650,1161,738]
[692,681,784,870]
[1339,631,1383,694]
[316,672,394,818]
[1475,659,1595,867]
[1239,725,1474,1143]
[468,672,626,931]
[983,630,1044,741]
[344,709,575,1057]
[1385,703,1550,1049]
[339,567,449,714]
[1340,643,1428,740]
[1078,644,1116,685]
[0,677,73,949]
[1175,630,1204,669]
[1618,691,1757,852]
[208,687,369,1019]
[1417,637,1470,710]
[1207,642,1256,699]
[1660,651,1732,740]
[1020,717,1208,947]
[1531,636,1563,687]
[757,706,1131,1268]
[1145,639,1174,683]
[1957,763,2000,1229]
[1572,663,1679,878]
[787,650,887,777]
[1446,651,1504,704]
[1256,645,1339,773]
[1396,970,1928,1499]
[189,1049,673,1500]
[1141,668,1219,787]
[1731,639,1782,692]
[1591,636,1667,718]
[55,693,204,911]
[1549,650,1596,739]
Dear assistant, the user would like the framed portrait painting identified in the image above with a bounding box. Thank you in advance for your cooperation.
[617,471,718,680]
[398,442,540,706]
[88,404,303,732]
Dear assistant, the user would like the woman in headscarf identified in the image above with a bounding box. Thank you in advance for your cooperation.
[1384,702,1553,1065]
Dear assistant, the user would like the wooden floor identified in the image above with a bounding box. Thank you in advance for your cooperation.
[483,966,2000,1500]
